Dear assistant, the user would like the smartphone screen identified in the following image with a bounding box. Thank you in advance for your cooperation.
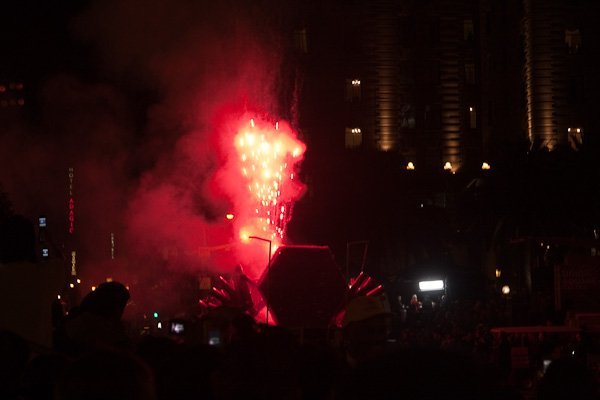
[208,330,221,346]
[170,321,185,335]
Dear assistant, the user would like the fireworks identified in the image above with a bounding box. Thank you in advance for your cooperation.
[234,117,305,246]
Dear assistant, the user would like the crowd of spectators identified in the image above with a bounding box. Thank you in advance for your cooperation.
[1,281,598,399]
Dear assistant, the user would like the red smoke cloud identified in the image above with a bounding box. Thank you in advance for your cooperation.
[0,0,305,294]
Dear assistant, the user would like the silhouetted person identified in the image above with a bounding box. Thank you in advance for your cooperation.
[537,358,597,400]
[340,296,392,367]
[21,353,69,400]
[55,282,131,357]
[409,293,422,312]
[212,325,302,400]
[54,349,156,400]
[337,348,498,400]
[136,336,219,400]
[0,330,30,399]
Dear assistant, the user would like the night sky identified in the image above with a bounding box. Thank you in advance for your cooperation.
[0,0,305,283]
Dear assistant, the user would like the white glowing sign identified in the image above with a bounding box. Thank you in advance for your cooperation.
[68,168,75,234]
[418,280,445,292]
[71,250,77,276]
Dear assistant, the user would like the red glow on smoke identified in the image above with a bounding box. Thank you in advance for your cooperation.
[217,114,306,279]
[234,117,305,244]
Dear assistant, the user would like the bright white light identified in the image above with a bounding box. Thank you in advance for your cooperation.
[419,280,444,291]
[157,322,162,329]
[407,162,415,170]
[501,285,510,295]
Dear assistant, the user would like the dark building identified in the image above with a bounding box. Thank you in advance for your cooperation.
[287,0,600,305]
[522,0,600,151]
[294,0,600,165]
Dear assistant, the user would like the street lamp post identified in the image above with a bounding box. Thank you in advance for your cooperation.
[346,240,369,281]
[249,236,272,325]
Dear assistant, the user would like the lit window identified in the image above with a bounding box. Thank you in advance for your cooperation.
[465,63,475,84]
[294,29,308,53]
[400,104,415,128]
[565,29,581,54]
[463,19,474,41]
[345,127,362,149]
[568,127,583,150]
[345,79,361,102]
[469,106,477,128]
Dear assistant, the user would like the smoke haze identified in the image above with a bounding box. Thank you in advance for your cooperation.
[0,0,303,296]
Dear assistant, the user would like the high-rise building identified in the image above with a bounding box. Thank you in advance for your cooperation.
[294,0,600,170]
[287,0,600,279]
[522,0,600,151]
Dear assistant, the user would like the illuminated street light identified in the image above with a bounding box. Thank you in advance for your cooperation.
[406,161,415,170]
[501,285,511,295]
[482,162,491,170]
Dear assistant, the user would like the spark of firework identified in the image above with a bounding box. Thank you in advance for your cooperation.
[234,117,305,248]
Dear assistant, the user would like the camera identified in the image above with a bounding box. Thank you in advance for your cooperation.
[543,359,552,374]
[207,329,221,346]
[169,320,185,335]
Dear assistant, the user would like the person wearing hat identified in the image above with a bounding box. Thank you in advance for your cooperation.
[341,296,393,367]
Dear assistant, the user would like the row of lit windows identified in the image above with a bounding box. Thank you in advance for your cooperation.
[0,98,24,107]
[345,128,493,171]
[568,127,583,150]
[0,82,24,92]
